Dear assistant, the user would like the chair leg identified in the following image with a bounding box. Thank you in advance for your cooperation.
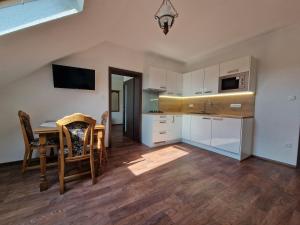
[27,149,33,166]
[101,137,108,162]
[98,148,103,175]
[59,156,65,194]
[22,148,30,173]
[90,151,96,185]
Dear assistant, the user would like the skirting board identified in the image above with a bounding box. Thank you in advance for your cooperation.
[252,155,297,168]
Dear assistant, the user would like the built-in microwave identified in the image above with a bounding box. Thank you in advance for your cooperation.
[219,71,249,93]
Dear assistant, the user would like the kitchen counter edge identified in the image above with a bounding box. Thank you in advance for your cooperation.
[142,113,254,119]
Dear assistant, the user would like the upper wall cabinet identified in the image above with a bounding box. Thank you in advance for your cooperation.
[143,67,167,91]
[176,73,183,95]
[191,69,204,96]
[144,66,182,95]
[166,71,182,96]
[220,56,251,76]
[219,56,256,92]
[183,73,192,96]
[203,64,220,95]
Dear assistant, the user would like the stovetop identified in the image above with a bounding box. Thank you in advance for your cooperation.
[148,110,164,113]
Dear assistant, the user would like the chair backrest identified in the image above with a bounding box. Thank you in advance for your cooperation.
[18,111,35,147]
[56,113,96,158]
[101,111,109,126]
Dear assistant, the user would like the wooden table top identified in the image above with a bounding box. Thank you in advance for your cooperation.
[34,122,105,134]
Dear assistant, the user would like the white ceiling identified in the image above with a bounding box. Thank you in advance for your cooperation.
[1,0,300,86]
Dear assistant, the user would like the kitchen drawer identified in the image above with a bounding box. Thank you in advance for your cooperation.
[153,115,168,120]
[153,120,168,130]
[153,131,168,143]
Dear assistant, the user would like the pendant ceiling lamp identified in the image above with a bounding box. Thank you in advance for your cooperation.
[154,0,178,35]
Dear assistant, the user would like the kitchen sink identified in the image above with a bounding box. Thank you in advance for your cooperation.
[188,112,215,115]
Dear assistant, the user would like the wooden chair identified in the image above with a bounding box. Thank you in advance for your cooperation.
[97,111,108,164]
[56,113,97,194]
[101,111,109,126]
[18,111,58,173]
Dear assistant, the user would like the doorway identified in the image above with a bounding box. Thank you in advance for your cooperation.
[108,67,142,148]
[297,130,300,168]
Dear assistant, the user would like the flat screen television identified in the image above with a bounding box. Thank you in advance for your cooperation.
[52,64,95,90]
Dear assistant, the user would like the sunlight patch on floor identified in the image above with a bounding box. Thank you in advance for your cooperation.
[127,146,189,176]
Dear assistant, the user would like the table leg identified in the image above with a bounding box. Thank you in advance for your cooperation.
[102,129,107,162]
[97,130,102,174]
[39,134,48,191]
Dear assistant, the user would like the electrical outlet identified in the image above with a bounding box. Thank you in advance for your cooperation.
[230,104,242,108]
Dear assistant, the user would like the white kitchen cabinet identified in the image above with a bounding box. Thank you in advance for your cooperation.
[203,64,219,95]
[176,73,183,96]
[142,114,182,147]
[191,69,204,95]
[211,117,242,154]
[182,115,191,140]
[166,71,177,95]
[190,116,211,145]
[182,73,192,96]
[143,67,167,90]
[220,56,251,76]
[166,71,182,96]
[168,115,182,140]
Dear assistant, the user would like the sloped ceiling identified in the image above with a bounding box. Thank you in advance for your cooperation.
[1,0,300,87]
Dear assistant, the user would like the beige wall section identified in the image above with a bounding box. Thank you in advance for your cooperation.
[186,24,300,166]
[0,42,184,163]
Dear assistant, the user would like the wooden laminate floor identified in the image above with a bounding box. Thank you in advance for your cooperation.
[0,143,300,225]
[111,125,137,148]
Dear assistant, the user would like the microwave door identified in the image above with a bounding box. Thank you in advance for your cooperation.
[221,77,240,91]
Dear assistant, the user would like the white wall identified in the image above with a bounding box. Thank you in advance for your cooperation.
[0,42,184,163]
[187,24,300,166]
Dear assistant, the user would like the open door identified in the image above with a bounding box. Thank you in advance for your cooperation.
[123,78,134,139]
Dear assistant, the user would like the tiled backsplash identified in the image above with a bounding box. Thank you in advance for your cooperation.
[159,94,255,117]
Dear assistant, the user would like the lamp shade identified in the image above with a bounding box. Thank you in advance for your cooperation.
[155,0,178,35]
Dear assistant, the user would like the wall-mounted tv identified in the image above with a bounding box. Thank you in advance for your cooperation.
[52,64,95,90]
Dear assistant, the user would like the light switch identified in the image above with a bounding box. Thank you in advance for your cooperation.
[288,96,296,101]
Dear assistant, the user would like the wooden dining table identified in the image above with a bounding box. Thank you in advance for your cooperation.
[34,122,105,192]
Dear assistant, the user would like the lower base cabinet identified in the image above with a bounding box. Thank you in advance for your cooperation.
[182,115,253,160]
[142,114,182,147]
[190,116,211,146]
[211,117,242,154]
[142,114,253,161]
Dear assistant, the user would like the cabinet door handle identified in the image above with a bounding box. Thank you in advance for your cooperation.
[213,118,223,121]
[160,116,167,118]
[160,86,167,89]
[159,131,167,134]
[227,69,239,74]
[202,117,211,120]
[204,91,212,93]
[160,121,167,123]
[195,91,202,94]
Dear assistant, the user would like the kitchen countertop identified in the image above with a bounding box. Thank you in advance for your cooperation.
[142,112,254,119]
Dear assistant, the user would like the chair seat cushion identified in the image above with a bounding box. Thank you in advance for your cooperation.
[31,137,58,147]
